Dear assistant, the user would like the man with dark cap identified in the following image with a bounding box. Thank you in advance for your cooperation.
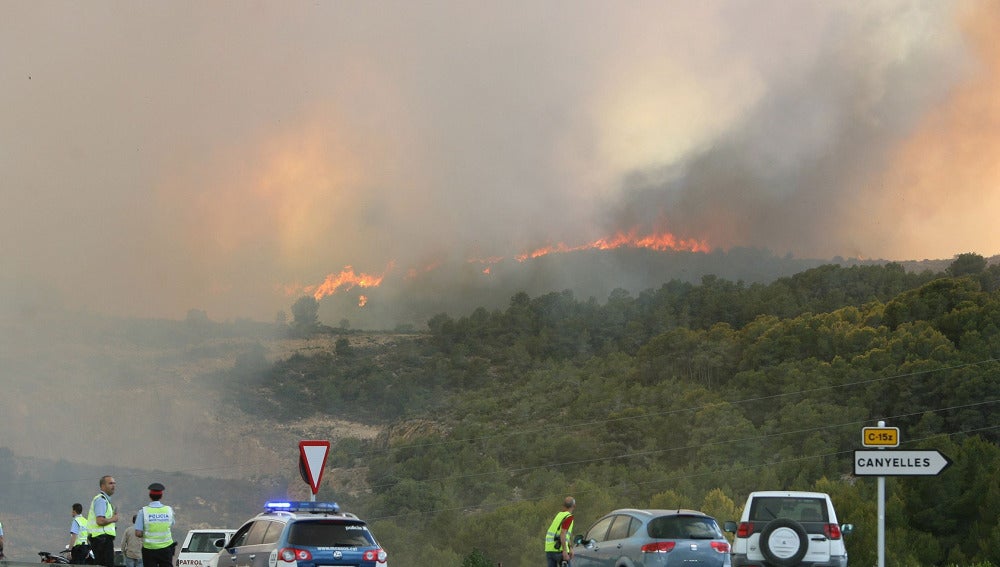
[134,483,175,567]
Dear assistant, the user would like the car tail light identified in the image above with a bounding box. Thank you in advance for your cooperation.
[641,541,676,553]
[736,522,753,537]
[278,548,311,562]
[362,548,387,563]
[824,523,842,540]
[711,541,731,553]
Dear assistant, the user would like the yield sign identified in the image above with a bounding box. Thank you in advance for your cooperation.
[299,440,330,494]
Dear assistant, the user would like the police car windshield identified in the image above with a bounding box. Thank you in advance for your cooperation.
[287,520,375,547]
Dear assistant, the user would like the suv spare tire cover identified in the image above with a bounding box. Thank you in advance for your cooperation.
[759,518,809,567]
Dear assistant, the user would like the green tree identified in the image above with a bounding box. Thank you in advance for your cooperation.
[701,488,741,527]
[947,253,987,276]
[291,295,320,331]
[461,549,493,567]
[335,337,353,356]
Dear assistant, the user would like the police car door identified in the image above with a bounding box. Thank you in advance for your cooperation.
[245,520,281,567]
[219,522,253,567]
[255,521,283,567]
[225,521,273,567]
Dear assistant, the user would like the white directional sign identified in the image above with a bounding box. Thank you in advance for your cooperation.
[854,450,952,476]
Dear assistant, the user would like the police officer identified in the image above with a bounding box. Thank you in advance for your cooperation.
[544,496,576,567]
[68,503,91,564]
[88,475,119,567]
[135,483,175,567]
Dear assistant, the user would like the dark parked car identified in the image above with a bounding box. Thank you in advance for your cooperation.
[573,508,731,567]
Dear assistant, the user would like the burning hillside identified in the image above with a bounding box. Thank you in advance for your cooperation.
[288,227,711,307]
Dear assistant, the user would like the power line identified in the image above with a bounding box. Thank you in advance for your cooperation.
[342,357,1000,459]
[2,359,995,489]
[359,399,998,492]
[366,423,1000,522]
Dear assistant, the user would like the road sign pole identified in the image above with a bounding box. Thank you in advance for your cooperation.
[877,420,885,567]
[856,423,951,567]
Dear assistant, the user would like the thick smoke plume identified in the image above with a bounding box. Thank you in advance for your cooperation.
[0,1,997,495]
[2,2,995,323]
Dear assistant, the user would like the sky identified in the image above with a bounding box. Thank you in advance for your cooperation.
[2,0,999,322]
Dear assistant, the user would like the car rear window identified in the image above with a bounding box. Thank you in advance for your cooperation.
[287,520,375,547]
[646,516,723,539]
[748,497,828,523]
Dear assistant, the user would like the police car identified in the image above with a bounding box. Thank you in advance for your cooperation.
[215,501,387,567]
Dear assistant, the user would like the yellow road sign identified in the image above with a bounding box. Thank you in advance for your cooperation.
[862,427,900,447]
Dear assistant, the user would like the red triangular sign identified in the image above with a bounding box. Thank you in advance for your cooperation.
[299,440,330,495]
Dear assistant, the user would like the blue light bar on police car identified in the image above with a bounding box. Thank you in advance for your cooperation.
[264,501,340,513]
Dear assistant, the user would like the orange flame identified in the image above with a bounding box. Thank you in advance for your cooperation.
[304,266,384,300]
[283,229,711,297]
[515,229,710,261]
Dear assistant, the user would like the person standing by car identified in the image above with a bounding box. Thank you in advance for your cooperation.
[88,475,120,567]
[544,496,576,567]
[121,515,143,567]
[0,517,6,560]
[68,503,91,564]
[135,483,174,567]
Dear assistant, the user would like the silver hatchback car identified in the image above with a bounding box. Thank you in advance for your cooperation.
[573,508,731,567]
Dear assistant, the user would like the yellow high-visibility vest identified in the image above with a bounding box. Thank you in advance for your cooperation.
[74,515,89,546]
[544,511,574,552]
[87,493,116,537]
[141,505,174,549]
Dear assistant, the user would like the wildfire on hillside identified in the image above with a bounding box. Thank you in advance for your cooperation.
[289,228,711,301]
[304,266,385,300]
[513,230,711,261]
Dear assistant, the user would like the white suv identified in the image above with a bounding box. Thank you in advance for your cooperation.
[724,491,853,567]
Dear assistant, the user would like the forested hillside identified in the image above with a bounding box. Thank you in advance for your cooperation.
[233,259,999,567]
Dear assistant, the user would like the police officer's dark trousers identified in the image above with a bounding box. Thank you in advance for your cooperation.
[90,534,115,567]
[71,543,91,564]
[142,544,174,567]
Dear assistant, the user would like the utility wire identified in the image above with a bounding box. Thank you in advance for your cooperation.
[1,360,996,487]
[344,357,1000,458]
[367,423,1000,522]
[360,399,998,492]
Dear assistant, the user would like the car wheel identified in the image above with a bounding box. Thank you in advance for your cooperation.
[759,518,809,567]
